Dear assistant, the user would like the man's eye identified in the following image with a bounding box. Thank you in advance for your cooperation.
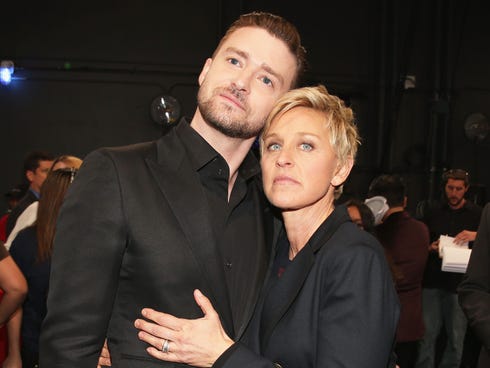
[229,58,240,66]
[261,76,272,86]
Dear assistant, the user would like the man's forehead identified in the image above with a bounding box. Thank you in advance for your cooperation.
[446,179,466,187]
[216,27,295,83]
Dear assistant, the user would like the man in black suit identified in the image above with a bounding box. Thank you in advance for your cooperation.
[39,12,306,368]
[459,203,490,368]
[5,151,53,237]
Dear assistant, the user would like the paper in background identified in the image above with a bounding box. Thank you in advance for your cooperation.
[438,235,471,273]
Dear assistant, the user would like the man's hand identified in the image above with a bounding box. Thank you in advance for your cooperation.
[134,289,233,367]
[454,230,477,245]
[429,240,439,252]
[97,339,112,367]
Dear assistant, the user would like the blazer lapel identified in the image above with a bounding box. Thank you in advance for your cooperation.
[259,207,351,349]
[145,127,233,334]
[259,243,315,350]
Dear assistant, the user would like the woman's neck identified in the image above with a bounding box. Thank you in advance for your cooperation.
[282,199,335,260]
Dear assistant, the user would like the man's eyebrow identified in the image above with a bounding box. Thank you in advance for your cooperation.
[224,47,284,86]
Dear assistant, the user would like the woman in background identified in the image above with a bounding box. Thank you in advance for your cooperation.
[4,155,82,250]
[344,198,376,234]
[5,168,78,368]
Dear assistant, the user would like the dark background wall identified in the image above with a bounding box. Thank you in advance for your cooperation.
[1,0,489,213]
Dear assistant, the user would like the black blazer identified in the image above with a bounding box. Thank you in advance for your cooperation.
[216,206,400,368]
[459,203,490,368]
[39,122,270,367]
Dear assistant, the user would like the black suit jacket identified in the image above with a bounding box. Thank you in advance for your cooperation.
[459,203,490,368]
[216,206,400,368]
[39,122,270,367]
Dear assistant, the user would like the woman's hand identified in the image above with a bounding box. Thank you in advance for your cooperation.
[97,339,112,367]
[135,289,234,368]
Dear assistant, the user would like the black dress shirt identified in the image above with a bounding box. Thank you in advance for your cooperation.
[177,119,263,335]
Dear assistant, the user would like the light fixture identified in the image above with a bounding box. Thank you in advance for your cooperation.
[464,112,489,142]
[150,95,181,125]
[0,60,14,86]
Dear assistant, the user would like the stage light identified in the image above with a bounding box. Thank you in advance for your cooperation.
[150,95,181,125]
[0,60,14,85]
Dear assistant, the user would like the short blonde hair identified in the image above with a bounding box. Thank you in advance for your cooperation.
[260,85,360,166]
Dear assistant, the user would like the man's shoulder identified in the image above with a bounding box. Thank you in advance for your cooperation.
[84,140,160,168]
[463,200,482,214]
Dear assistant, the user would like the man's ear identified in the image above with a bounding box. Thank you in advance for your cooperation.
[331,157,354,187]
[25,170,34,183]
[198,58,213,86]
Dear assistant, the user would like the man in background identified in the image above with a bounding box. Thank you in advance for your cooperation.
[416,169,482,368]
[368,174,429,368]
[458,202,490,368]
[5,151,54,238]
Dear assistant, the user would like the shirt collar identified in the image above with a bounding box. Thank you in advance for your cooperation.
[176,118,260,181]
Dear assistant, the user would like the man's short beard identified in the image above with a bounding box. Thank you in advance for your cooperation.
[198,87,262,139]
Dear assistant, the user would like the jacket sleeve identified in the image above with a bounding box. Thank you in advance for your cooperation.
[39,149,127,367]
[213,343,281,368]
[314,242,399,367]
[458,203,490,352]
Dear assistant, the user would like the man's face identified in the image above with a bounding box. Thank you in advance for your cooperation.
[26,160,53,193]
[445,178,468,209]
[197,27,297,139]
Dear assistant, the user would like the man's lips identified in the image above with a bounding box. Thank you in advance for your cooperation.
[219,93,245,110]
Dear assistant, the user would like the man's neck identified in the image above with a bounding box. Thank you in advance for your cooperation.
[190,110,257,198]
[29,187,40,199]
[190,114,256,163]
[383,206,404,221]
[448,198,466,210]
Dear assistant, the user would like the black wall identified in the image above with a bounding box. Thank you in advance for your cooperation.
[1,0,489,213]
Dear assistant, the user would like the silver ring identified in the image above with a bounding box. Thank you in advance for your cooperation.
[161,339,170,353]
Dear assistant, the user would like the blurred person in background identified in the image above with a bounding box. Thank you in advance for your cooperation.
[6,151,54,238]
[4,168,79,368]
[4,155,82,250]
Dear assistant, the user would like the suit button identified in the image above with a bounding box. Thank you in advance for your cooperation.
[225,262,232,269]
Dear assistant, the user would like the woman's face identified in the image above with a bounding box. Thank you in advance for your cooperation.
[261,106,351,212]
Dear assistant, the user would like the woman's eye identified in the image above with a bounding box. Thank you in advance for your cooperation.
[267,143,281,151]
[300,143,313,151]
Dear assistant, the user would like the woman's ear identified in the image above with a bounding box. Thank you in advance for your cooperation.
[331,156,354,187]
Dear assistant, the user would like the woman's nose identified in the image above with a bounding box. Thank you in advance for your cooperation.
[276,149,293,167]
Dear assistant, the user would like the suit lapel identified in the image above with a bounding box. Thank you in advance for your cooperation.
[259,206,351,349]
[145,126,233,334]
[259,242,315,350]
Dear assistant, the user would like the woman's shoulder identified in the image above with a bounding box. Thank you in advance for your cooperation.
[320,221,385,261]
[10,226,37,255]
